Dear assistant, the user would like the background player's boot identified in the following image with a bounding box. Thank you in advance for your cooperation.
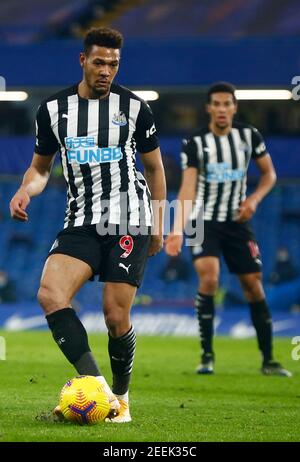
[261,360,292,377]
[105,399,131,423]
[196,352,215,374]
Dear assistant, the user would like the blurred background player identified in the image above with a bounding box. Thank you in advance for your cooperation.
[268,246,299,286]
[165,82,291,377]
[9,27,166,422]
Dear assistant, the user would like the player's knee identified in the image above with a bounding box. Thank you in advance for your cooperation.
[104,308,123,329]
[37,284,69,313]
[240,274,264,300]
[104,305,128,334]
[200,274,219,294]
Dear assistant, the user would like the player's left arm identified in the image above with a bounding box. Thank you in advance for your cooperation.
[237,127,277,223]
[140,147,167,256]
[237,153,277,223]
[135,100,167,256]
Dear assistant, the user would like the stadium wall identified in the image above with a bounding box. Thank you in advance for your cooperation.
[1,38,299,86]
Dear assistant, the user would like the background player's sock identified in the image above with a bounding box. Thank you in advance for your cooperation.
[46,307,101,375]
[108,326,136,395]
[195,292,215,356]
[249,299,273,363]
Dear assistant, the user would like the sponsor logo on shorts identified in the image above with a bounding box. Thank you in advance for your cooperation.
[119,263,131,274]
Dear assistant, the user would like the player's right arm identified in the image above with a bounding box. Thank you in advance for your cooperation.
[10,101,59,222]
[164,167,198,256]
[10,152,56,222]
[165,136,199,256]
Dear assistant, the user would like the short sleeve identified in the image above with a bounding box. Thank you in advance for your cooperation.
[35,103,59,155]
[180,138,198,170]
[134,101,159,153]
[251,128,268,159]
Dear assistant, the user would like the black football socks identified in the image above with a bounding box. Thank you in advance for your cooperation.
[46,307,101,376]
[108,326,136,395]
[249,299,273,363]
[195,292,215,356]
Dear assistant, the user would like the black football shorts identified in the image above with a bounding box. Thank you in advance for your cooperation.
[190,220,262,274]
[48,224,151,287]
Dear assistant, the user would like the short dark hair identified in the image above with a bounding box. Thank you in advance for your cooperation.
[207,81,237,103]
[83,27,124,55]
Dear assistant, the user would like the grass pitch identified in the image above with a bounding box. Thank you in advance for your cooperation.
[0,330,299,442]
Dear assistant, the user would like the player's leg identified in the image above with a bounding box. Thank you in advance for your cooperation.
[193,256,220,374]
[38,254,120,416]
[40,225,104,375]
[100,232,151,422]
[103,282,137,422]
[40,224,123,415]
[190,221,221,374]
[38,254,101,373]
[223,222,291,377]
[238,272,291,377]
[238,272,272,362]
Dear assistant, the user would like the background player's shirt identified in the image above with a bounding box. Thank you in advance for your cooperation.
[181,122,268,222]
[35,83,159,229]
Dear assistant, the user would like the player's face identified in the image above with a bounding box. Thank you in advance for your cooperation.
[207,93,237,129]
[80,46,120,98]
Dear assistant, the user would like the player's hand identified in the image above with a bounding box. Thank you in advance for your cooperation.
[164,233,183,257]
[148,234,163,257]
[236,195,258,223]
[9,188,30,222]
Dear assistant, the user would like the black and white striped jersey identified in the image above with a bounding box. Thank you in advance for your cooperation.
[35,83,159,229]
[181,122,268,222]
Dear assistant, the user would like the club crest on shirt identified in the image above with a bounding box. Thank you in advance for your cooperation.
[112,111,127,126]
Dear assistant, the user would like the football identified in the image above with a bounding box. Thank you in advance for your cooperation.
[59,375,110,425]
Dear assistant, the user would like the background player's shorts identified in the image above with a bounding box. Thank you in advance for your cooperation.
[190,220,262,274]
[48,225,151,287]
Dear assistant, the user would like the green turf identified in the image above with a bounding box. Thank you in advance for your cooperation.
[0,330,299,442]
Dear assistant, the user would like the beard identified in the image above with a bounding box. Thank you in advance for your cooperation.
[215,121,229,130]
[87,78,110,99]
